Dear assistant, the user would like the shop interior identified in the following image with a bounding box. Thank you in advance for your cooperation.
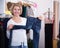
[0,0,60,48]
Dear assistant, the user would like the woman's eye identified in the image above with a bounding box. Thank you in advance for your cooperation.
[14,9,16,10]
[18,9,20,10]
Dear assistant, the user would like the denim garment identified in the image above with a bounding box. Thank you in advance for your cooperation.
[26,17,41,48]
[32,18,41,48]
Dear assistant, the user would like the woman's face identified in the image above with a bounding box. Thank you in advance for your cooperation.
[12,6,21,16]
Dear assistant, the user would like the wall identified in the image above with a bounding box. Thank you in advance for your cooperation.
[53,0,59,40]
[0,0,5,16]
[59,0,60,21]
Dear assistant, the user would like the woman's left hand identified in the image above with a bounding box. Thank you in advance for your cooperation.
[37,16,44,20]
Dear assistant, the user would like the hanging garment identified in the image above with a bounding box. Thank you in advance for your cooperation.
[57,22,60,39]
[26,6,34,17]
[0,24,5,48]
[21,5,27,17]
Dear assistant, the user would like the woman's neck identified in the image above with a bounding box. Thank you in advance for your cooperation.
[13,15,20,18]
[12,15,22,23]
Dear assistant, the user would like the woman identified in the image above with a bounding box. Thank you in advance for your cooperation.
[6,3,43,48]
[7,3,28,48]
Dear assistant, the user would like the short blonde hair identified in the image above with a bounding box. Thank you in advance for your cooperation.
[10,3,22,15]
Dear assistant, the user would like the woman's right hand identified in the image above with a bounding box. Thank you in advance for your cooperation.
[7,24,14,30]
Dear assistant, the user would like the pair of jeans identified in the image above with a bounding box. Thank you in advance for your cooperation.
[32,18,41,48]
[27,17,41,48]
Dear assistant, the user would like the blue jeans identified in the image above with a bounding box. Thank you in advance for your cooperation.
[9,45,28,48]
[32,18,41,48]
[27,17,41,48]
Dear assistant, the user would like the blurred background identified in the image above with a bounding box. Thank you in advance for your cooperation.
[0,0,60,48]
